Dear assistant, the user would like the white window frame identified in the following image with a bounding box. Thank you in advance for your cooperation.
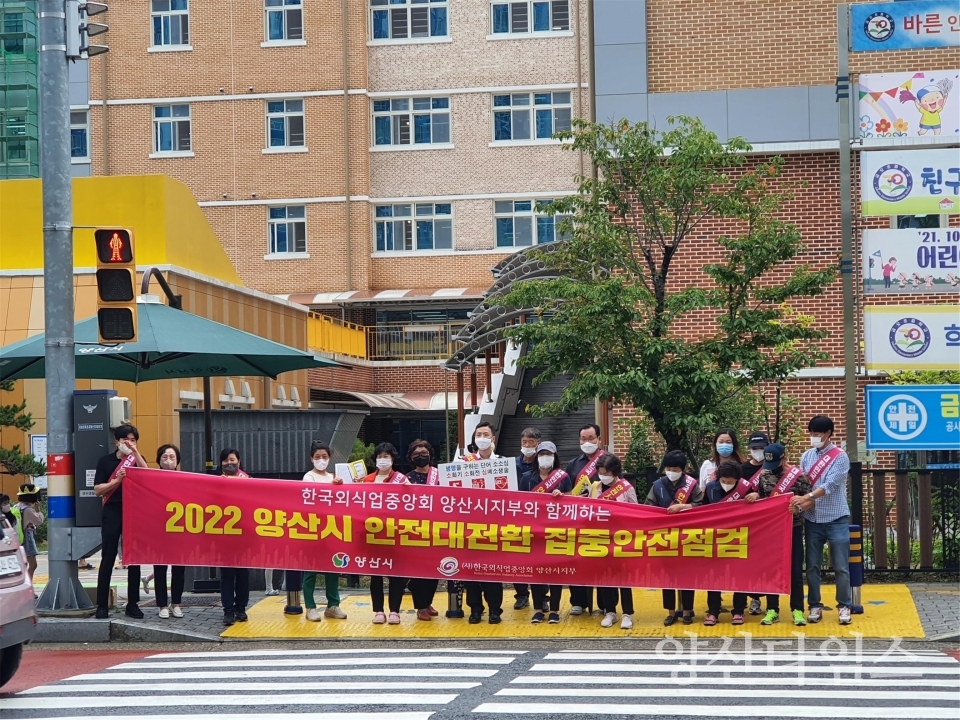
[266,205,308,258]
[491,90,572,144]
[374,203,454,252]
[151,103,193,157]
[264,99,306,152]
[150,0,190,50]
[489,0,570,37]
[371,96,451,149]
[369,0,450,43]
[263,0,304,46]
[494,199,569,248]
[70,110,90,163]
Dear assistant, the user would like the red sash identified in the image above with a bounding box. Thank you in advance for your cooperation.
[771,465,805,496]
[426,467,440,486]
[806,446,843,486]
[532,469,568,494]
[101,452,137,505]
[235,469,250,478]
[462,453,481,462]
[721,468,763,503]
[599,478,631,501]
[363,471,408,484]
[575,450,605,484]
[673,474,698,504]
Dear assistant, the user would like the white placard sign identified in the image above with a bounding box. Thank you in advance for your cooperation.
[30,434,47,490]
[438,458,518,491]
[334,460,366,483]
[864,304,960,371]
[863,228,960,293]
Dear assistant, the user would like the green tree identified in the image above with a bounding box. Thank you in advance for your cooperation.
[348,438,376,471]
[496,116,836,461]
[0,379,46,480]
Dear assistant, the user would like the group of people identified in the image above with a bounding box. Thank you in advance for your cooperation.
[88,413,854,630]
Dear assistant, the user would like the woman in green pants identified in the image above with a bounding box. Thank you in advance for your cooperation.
[302,441,348,623]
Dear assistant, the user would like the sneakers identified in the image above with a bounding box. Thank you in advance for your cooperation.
[417,609,432,621]
[601,612,617,628]
[807,606,823,623]
[234,609,248,622]
[620,614,633,630]
[681,613,694,625]
[387,612,401,625]
[158,607,170,619]
[548,612,561,624]
[792,609,807,626]
[731,613,745,625]
[95,606,109,620]
[838,606,852,625]
[324,606,347,619]
[265,589,280,596]
[514,596,529,610]
[306,608,323,622]
[223,609,236,626]
[761,609,780,626]
[171,606,183,618]
[531,611,545,624]
[372,611,387,624]
[124,603,144,619]
[748,597,763,615]
[569,605,584,616]
[703,614,718,626]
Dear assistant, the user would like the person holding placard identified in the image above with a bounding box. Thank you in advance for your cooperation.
[566,423,605,615]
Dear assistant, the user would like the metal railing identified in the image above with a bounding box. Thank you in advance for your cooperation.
[308,313,367,359]
[367,322,468,361]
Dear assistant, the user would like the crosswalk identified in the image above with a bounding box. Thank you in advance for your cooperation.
[474,649,960,718]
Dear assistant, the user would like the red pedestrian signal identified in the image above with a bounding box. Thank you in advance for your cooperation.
[94,229,132,264]
[93,228,137,343]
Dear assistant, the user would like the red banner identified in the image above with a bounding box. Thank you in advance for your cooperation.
[123,469,793,594]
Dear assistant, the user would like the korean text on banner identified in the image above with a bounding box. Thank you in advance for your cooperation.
[862,228,960,294]
[861,149,960,216]
[851,2,960,52]
[857,71,959,141]
[122,469,793,594]
[865,384,960,451]
[863,305,960,371]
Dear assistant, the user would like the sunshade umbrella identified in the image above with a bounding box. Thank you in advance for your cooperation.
[0,298,340,382]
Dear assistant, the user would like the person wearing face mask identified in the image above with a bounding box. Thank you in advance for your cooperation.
[301,441,348,623]
[590,454,638,630]
[363,442,409,484]
[217,448,251,626]
[645,450,702,626]
[93,424,148,620]
[151,444,188,619]
[461,421,499,461]
[512,427,541,610]
[740,431,772,616]
[0,494,16,530]
[405,439,442,621]
[519,441,573,624]
[566,424,605,615]
[793,415,852,626]
[699,428,744,492]
[13,484,43,593]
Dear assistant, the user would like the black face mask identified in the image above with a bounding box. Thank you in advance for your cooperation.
[413,455,430,468]
[222,463,239,475]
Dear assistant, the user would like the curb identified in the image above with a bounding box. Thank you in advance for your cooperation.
[109,619,223,644]
[33,617,222,644]
[927,631,960,643]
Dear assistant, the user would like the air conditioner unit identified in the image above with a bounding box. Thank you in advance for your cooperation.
[108,396,132,428]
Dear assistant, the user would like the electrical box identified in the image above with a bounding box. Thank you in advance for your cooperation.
[74,390,116,527]
[109,396,131,428]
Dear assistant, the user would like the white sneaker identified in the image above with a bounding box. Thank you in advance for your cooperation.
[620,614,633,629]
[158,607,170,619]
[306,608,323,622]
[570,605,584,616]
[265,589,280,596]
[838,607,852,625]
[807,606,823,623]
[600,612,617,628]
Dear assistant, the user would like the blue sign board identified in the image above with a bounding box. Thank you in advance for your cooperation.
[851,2,960,52]
[865,385,960,450]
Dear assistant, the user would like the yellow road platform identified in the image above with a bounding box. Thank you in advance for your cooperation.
[222,584,924,640]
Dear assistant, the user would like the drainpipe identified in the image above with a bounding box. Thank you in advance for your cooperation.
[342,0,353,291]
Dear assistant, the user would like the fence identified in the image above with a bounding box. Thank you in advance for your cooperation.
[851,464,960,573]
[367,322,468,361]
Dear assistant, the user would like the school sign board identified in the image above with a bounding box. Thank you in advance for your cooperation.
[865,385,960,450]
[861,149,960,216]
[858,71,959,141]
[851,2,960,52]
[863,305,960,371]
[863,228,960,293]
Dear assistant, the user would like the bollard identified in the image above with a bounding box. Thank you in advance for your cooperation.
[446,579,464,618]
[849,525,864,614]
[284,570,303,615]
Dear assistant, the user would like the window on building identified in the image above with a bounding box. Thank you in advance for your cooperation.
[2,12,25,53]
[265,0,303,41]
[372,97,450,146]
[0,112,27,162]
[151,0,189,46]
[70,111,89,159]
[375,203,453,251]
[153,104,191,153]
[269,205,307,254]
[370,0,448,40]
[493,91,571,141]
[495,199,569,247]
[491,0,569,34]
[897,214,942,229]
[266,99,304,148]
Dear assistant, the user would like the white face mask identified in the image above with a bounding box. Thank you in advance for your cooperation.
[117,442,132,456]
[665,470,682,482]
[750,449,765,462]
[598,473,614,485]
[313,459,329,471]
[810,436,824,448]
[520,446,537,458]
[581,442,599,455]
[159,457,178,470]
[475,437,493,450]
[375,458,392,471]
[538,455,555,470]
[720,481,736,492]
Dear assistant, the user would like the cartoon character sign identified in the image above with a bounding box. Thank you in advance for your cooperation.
[904,79,952,136]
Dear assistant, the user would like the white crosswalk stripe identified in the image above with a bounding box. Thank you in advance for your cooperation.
[474,649,960,719]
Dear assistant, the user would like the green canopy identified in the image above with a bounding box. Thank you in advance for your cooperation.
[0,299,340,383]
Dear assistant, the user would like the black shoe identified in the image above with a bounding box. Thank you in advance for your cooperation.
[223,609,236,626]
[513,596,529,610]
[489,613,502,624]
[531,611,545,624]
[125,603,144,619]
[682,613,694,625]
[548,612,561,624]
[235,609,248,622]
[663,613,678,627]
[95,606,109,619]
[468,612,483,624]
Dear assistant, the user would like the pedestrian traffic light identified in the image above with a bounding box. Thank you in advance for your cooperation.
[66,0,109,60]
[94,228,137,344]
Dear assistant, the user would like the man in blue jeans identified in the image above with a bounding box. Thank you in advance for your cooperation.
[791,415,853,626]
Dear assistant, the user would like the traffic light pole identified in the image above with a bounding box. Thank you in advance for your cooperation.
[36,0,90,614]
